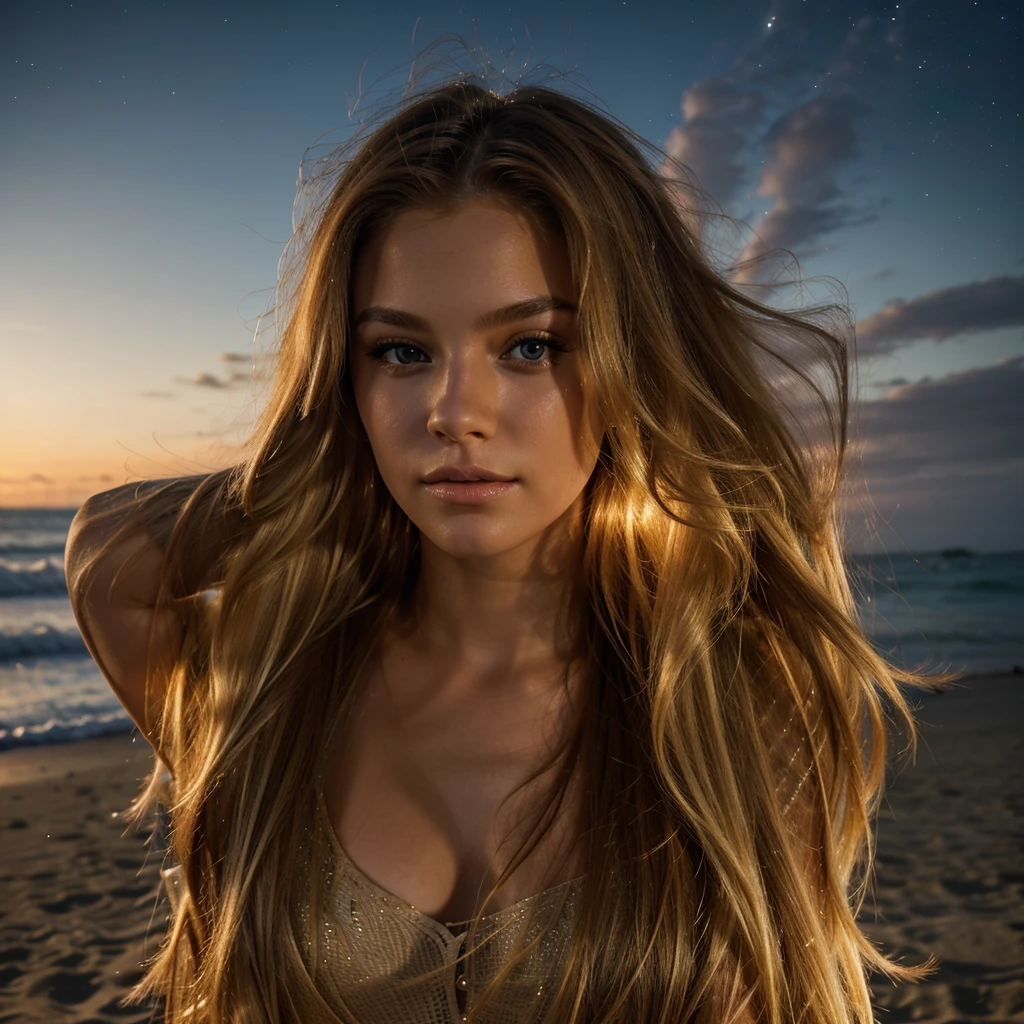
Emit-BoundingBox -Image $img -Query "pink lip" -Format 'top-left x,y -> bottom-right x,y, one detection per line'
422,464 -> 514,484
422,480 -> 519,504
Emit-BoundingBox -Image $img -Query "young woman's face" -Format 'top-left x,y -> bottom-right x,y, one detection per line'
349,199 -> 603,562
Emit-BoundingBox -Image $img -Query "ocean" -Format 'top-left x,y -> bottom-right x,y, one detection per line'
1,507 -> 1021,751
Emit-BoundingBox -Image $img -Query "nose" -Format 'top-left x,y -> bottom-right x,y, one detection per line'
426,352 -> 499,443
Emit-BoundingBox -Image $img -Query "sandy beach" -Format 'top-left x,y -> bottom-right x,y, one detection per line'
0,733 -> 168,1022
1,673 -> 1021,1023
862,672 -> 1024,1023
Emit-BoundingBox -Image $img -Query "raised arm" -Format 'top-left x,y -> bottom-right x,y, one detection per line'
65,476 -> 235,762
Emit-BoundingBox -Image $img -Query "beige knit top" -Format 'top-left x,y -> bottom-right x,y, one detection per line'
311,791 -> 582,1024
161,791 -> 583,1024
159,686 -> 816,1023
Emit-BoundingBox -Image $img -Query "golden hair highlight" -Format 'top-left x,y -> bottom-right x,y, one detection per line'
71,74 -> 944,1023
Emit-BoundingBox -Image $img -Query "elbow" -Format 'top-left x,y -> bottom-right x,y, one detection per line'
64,493 -> 123,607
64,507 -> 96,608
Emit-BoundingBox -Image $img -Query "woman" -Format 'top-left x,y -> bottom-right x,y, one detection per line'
66,76 -> 938,1024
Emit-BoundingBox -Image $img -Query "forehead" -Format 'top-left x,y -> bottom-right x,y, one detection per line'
351,200 -> 574,319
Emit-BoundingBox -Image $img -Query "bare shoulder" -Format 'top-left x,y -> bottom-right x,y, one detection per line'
66,494 -> 187,759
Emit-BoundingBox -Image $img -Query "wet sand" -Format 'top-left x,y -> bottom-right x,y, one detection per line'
1,673 -> 1021,1022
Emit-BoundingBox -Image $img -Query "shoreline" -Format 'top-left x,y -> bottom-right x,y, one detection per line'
1,672 -> 1022,1022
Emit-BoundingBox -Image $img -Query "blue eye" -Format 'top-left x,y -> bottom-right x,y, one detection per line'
366,335 -> 566,369
505,336 -> 568,365
510,339 -> 550,361
371,343 -> 425,365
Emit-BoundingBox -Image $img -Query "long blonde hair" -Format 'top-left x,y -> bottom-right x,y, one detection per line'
77,75 -> 941,1023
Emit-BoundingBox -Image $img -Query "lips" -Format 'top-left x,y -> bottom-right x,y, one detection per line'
422,465 -> 515,484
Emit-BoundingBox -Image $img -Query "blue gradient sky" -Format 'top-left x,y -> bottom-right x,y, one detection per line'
1,0 -> 1020,551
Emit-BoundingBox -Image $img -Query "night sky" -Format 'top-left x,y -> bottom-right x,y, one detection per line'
2,0 -> 1021,551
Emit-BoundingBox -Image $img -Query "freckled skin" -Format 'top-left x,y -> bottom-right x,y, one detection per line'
349,200 -> 604,567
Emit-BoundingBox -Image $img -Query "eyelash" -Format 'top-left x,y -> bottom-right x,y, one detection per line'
365,333 -> 568,371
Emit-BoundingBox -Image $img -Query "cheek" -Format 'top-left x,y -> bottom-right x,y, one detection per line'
356,387 -> 407,464
514,387 -> 598,487
350,398 -> 389,492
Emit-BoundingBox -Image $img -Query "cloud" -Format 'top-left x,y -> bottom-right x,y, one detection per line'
663,78 -> 767,205
855,275 -> 1024,355
173,355 -> 266,393
847,357 -> 1024,550
178,372 -> 228,389
0,473 -> 54,485
661,8 -> 913,279
828,14 -> 887,81
868,266 -> 898,282
658,0 -> 809,206
857,356 -> 1024,471
736,94 -> 872,271
141,389 -> 176,399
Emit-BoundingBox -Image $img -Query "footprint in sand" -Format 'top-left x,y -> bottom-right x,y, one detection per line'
0,947 -> 29,989
39,892 -> 103,914
27,968 -> 102,1005
941,876 -> 996,897
0,963 -> 26,988
54,952 -> 87,968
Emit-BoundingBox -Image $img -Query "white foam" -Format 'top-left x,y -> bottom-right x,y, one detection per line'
0,624 -> 87,661
0,654 -> 129,751
0,556 -> 67,597
0,709 -> 132,749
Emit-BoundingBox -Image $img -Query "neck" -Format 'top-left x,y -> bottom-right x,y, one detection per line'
403,505 -> 585,684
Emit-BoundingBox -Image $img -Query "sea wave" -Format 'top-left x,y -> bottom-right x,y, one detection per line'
0,624 -> 86,661
0,557 -> 68,598
0,543 -> 67,557
0,709 -> 131,751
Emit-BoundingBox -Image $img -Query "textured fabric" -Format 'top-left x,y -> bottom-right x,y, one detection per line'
160,794 -> 582,1024
158,687 -> 817,1023
307,791 -> 582,1023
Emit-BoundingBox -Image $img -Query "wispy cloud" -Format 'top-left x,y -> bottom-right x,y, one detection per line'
856,275 -> 1024,355
850,357 -> 1024,549
0,473 -> 54,485
177,372 -> 229,389
663,78 -> 767,205
736,94 -> 874,271
662,10 -> 902,274
141,389 -> 176,399
868,266 -> 898,282
858,356 -> 1024,472
172,351 -> 268,393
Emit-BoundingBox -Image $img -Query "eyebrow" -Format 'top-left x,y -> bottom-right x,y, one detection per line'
353,295 -> 577,333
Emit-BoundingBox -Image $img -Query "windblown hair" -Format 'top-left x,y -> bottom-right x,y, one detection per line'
74,75 -> 941,1023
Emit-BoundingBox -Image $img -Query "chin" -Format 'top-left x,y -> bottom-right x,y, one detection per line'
421,521 -> 536,560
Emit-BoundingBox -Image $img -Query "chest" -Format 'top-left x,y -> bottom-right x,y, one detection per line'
322,666 -> 584,925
